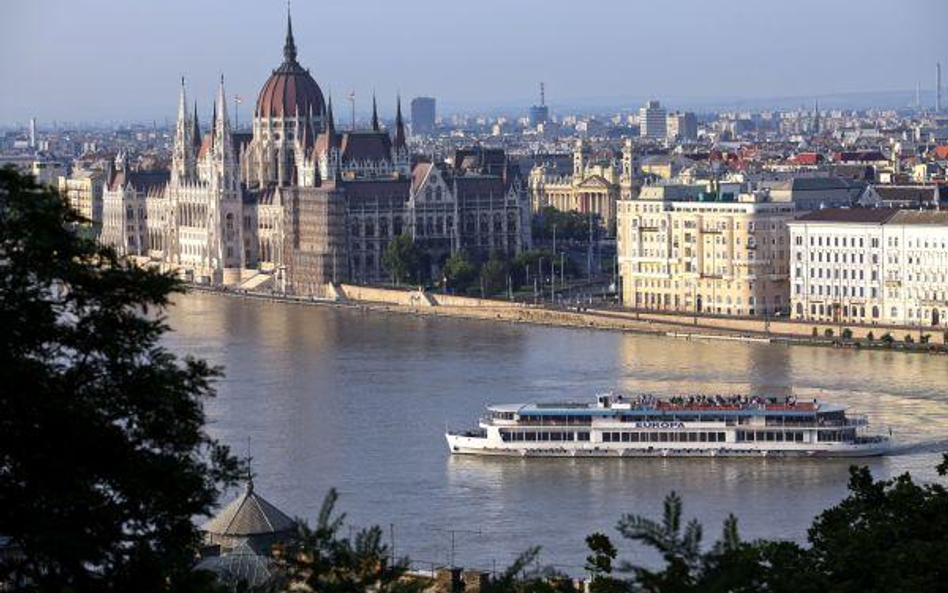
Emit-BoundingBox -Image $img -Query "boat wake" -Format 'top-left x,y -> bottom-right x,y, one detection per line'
886,438 -> 948,457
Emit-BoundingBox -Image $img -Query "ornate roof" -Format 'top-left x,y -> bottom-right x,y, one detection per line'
255,10 -> 326,120
201,480 -> 295,537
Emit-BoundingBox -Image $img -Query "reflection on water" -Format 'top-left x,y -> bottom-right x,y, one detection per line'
165,293 -> 948,574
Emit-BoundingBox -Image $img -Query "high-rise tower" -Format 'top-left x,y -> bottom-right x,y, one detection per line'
937,62 -> 942,113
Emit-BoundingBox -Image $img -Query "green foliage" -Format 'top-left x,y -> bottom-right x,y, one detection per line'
510,248 -> 551,288
532,207 -> 602,242
480,251 -> 509,296
267,489 -> 423,593
920,333 -> 931,344
811,327 -> 818,337
841,328 -> 853,340
0,168 -> 241,592
823,328 -> 834,338
443,250 -> 478,293
585,534 -> 628,593
881,332 -> 895,345
382,233 -> 422,285
802,461 -> 948,593
609,456 -> 948,593
866,331 -> 875,342
904,334 -> 914,344
481,547 -> 576,593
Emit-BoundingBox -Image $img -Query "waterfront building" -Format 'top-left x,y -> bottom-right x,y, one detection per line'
789,208 -> 948,328
639,100 -> 667,140
617,186 -> 795,316
97,9 -> 531,292
787,209 -> 892,325
57,167 -> 105,224
528,138 -> 635,232
410,97 -> 436,136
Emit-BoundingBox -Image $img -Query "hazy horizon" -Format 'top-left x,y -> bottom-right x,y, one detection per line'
2,0 -> 946,125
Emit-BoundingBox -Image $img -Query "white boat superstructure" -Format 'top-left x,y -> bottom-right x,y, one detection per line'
446,393 -> 890,458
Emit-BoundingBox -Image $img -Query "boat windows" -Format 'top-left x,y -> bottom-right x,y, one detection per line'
577,432 -> 590,441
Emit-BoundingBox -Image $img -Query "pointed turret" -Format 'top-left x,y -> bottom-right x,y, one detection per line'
192,101 -> 201,151
176,77 -> 188,126
326,94 -> 336,136
213,75 -> 237,192
172,77 -> 194,183
394,95 -> 406,150
371,93 -> 380,131
283,3 -> 297,64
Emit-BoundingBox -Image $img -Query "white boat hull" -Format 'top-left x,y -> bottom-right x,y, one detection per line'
445,434 -> 890,458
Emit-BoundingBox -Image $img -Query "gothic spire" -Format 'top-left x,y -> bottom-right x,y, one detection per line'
326,94 -> 335,135
394,94 -> 406,150
283,1 -> 297,63
371,93 -> 380,131
177,77 -> 188,124
192,101 -> 201,150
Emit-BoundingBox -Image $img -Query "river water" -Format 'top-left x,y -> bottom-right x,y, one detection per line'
165,293 -> 948,575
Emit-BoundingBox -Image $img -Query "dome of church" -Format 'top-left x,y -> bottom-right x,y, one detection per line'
254,12 -> 325,120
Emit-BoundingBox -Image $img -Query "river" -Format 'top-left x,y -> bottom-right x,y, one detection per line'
165,293 -> 948,575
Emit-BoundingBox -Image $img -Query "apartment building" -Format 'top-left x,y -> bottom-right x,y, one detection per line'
618,189 -> 795,317
788,209 -> 948,328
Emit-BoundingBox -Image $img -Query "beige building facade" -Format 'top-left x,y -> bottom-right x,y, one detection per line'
618,190 -> 794,317
58,169 -> 105,223
529,139 -> 635,232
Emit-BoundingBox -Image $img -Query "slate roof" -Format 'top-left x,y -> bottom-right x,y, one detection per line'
340,131 -> 392,163
201,481 -> 295,537
792,207 -> 898,224
888,210 -> 948,225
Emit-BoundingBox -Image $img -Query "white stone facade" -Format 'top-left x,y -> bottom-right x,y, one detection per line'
788,209 -> 948,329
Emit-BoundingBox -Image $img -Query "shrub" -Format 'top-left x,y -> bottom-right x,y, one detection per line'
904,334 -> 914,344
881,333 -> 895,345
866,331 -> 875,341
841,328 -> 853,340
920,334 -> 931,344
824,328 -> 834,338
812,327 -> 819,337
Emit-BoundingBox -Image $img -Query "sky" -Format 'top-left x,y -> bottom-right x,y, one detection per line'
2,0 -> 946,125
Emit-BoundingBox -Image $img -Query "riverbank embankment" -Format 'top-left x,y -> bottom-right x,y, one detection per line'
188,283 -> 948,353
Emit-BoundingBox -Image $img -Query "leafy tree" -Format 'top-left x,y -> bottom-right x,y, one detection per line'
510,249 -> 551,289
824,328 -> 834,338
609,456 -> 948,593
802,460 -> 948,593
841,328 -> 853,340
866,331 -> 875,342
584,533 -> 627,593
443,250 -> 478,293
881,332 -> 895,345
532,207 -> 602,243
266,489 -> 423,593
904,334 -> 914,344
0,168 -> 241,592
382,233 -> 421,285
480,251 -> 509,296
481,547 -> 575,593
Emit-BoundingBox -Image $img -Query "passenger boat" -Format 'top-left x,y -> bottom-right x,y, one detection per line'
446,393 -> 890,458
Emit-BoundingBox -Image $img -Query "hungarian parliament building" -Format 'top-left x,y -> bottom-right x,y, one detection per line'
99,12 -> 531,294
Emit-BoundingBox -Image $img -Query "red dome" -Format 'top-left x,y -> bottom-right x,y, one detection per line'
254,12 -> 325,119
255,62 -> 325,119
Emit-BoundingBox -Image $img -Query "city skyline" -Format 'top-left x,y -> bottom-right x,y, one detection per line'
2,0 -> 947,123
